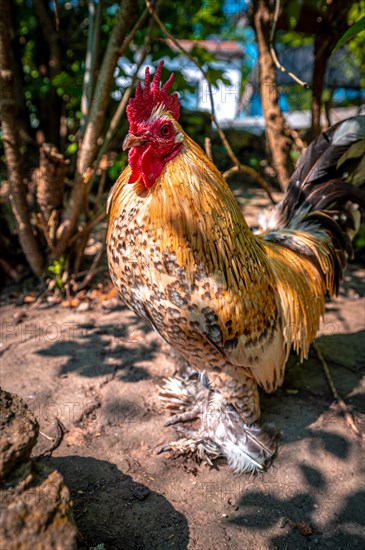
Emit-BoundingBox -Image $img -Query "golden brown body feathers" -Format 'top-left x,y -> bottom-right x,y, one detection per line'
107,124 -> 340,397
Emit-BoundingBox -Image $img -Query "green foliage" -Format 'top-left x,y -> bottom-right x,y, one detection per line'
286,0 -> 302,30
345,3 -> 365,87
48,257 -> 65,289
8,0 -> 230,162
332,16 -> 365,53
108,156 -> 126,181
279,31 -> 313,48
192,0 -> 225,33
354,222 -> 365,253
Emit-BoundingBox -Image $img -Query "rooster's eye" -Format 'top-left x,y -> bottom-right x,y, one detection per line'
160,123 -> 172,138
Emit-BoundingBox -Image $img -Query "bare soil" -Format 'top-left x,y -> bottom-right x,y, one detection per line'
1,188 -> 365,549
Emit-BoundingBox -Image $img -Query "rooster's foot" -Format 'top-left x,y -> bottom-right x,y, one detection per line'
156,435 -> 221,466
158,375 -> 279,474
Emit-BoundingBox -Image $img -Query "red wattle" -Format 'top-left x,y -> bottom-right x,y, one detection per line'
127,143 -> 182,189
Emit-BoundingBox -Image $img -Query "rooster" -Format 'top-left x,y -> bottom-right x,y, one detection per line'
107,61 -> 365,474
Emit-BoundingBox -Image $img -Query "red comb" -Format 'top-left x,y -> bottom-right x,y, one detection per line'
127,60 -> 180,131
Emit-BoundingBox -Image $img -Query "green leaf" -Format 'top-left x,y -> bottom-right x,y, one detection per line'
66,142 -> 78,155
332,17 -> 365,53
286,0 -> 301,30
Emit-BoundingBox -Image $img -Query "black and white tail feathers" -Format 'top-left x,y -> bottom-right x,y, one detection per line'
281,115 -> 365,239
258,115 -> 365,291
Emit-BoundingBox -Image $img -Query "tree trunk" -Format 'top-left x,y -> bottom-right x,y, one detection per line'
252,0 -> 293,191
33,0 -> 63,147
0,0 -> 44,277
34,143 -> 69,248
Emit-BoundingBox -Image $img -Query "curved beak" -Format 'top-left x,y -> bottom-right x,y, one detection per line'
122,133 -> 147,151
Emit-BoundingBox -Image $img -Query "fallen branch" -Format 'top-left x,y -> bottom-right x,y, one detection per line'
145,0 -> 276,204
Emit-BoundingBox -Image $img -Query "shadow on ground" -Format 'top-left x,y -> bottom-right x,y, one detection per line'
40,455 -> 189,550
2,250 -> 364,549
260,329 -> 365,445
230,483 -> 365,549
36,318 -> 157,381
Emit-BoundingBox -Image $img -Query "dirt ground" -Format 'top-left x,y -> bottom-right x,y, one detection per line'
1,188 -> 365,550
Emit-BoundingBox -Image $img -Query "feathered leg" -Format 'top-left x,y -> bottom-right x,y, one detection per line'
158,367 -> 278,474
206,369 -> 278,473
208,369 -> 260,424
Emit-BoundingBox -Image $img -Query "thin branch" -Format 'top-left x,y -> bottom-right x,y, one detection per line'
223,165 -> 239,180
90,0 -> 102,103
68,209 -> 106,247
33,0 -> 62,73
313,343 -> 363,439
76,240 -> 106,291
52,0 -> 59,32
118,7 -> 150,55
37,212 -> 55,253
145,0 -> 276,204
222,164 -> 277,191
204,137 -> 213,161
269,0 -> 309,88
286,125 -> 305,153
93,167 -> 107,214
80,1 -> 97,134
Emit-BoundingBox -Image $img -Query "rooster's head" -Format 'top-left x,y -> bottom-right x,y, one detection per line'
123,60 -> 183,189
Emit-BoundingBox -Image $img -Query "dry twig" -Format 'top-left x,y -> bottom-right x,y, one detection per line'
37,418 -> 67,458
313,342 -> 362,438
204,137 -> 213,161
76,241 -> 106,291
269,0 -> 309,88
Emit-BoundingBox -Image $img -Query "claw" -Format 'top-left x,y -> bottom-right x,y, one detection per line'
156,442 -> 172,455
155,436 -> 221,466
164,404 -> 203,426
